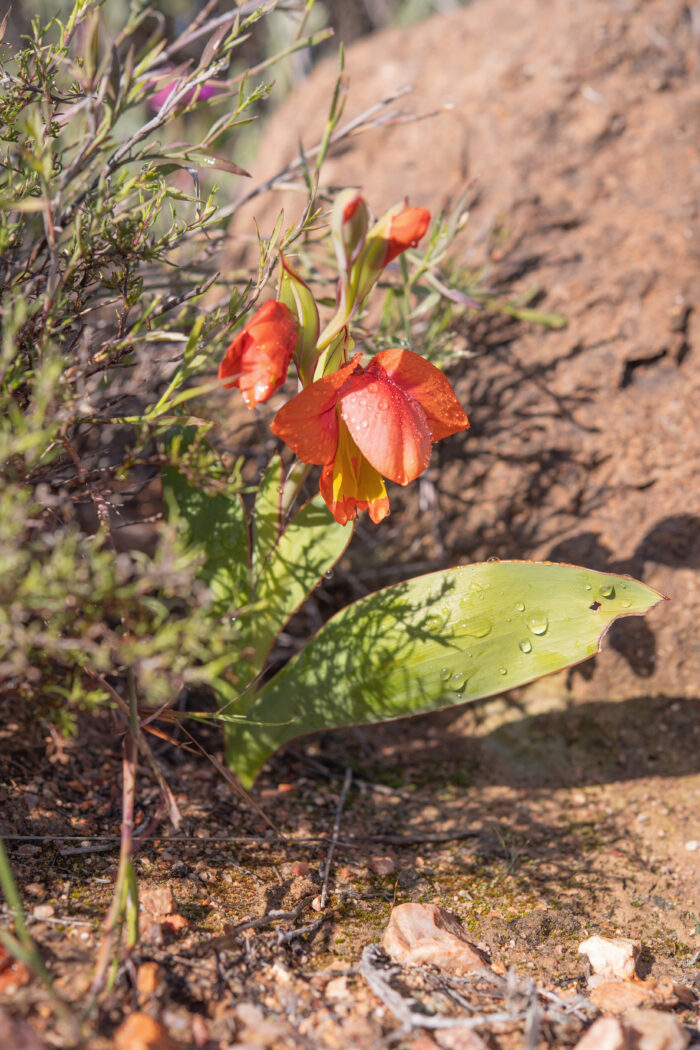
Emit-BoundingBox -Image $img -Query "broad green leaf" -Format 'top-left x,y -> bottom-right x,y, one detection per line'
251,453 -> 283,584
163,467 -> 249,616
247,490 -> 353,666
226,561 -> 665,786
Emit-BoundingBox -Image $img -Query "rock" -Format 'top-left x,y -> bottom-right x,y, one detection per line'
190,1014 -> 210,1048
382,903 -> 490,975
435,1028 -> 490,1049
161,913 -> 190,934
136,961 -> 165,1002
31,903 -> 55,920
0,1009 -> 47,1050
579,935 -> 640,981
369,856 -> 396,875
138,882 -> 188,936
589,979 -> 679,1013
290,861 -> 312,876
112,1012 -> 181,1050
0,944 -> 32,994
574,1017 -> 630,1050
325,975 -> 350,1001
139,884 -> 176,919
239,0 -> 700,706
624,1009 -> 690,1050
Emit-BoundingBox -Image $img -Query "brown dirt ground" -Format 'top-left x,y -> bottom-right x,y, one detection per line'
2,0 -> 700,1046
2,694 -> 700,1048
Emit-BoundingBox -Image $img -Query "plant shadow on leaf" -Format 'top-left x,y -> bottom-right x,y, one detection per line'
227,562 -> 662,787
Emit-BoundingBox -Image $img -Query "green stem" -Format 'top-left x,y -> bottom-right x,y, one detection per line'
86,673 -> 138,1005
279,458 -> 312,523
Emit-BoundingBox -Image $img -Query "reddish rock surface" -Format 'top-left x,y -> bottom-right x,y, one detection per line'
235,0 -> 700,707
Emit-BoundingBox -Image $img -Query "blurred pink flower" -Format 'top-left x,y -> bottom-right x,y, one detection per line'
147,71 -> 225,113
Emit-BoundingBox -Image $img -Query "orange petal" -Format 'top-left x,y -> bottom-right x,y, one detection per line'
339,371 -> 432,485
383,207 -> 430,266
371,348 -> 469,441
271,356 -> 361,464
219,300 -> 298,409
218,329 -> 247,389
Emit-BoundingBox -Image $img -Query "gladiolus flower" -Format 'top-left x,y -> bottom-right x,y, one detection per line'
346,203 -> 431,311
272,348 -> 469,524
219,300 -> 298,410
381,206 -> 431,266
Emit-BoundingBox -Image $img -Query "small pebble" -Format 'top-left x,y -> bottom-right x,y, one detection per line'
31,904 -> 55,920
369,856 -> 396,876
291,861 -> 312,876
578,935 -> 640,981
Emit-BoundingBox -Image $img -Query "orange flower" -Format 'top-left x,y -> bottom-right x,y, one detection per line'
381,207 -> 431,266
272,349 -> 469,525
219,300 -> 298,409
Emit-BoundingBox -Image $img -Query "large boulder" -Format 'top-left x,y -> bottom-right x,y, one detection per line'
231,0 -> 700,706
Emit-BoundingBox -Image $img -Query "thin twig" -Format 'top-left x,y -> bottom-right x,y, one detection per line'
320,766 -> 352,910
359,945 -> 528,1034
276,915 -> 324,945
202,894 -> 315,952
218,86 -> 414,220
5,828 -> 479,847
60,437 -> 116,550
87,701 -> 137,1003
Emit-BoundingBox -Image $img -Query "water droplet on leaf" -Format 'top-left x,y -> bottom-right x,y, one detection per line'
461,617 -> 492,638
599,584 -> 615,599
519,639 -> 532,653
499,666 -> 508,675
515,601 -> 525,612
526,610 -> 549,636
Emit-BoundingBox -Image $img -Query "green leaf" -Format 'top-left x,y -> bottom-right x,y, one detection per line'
226,561 -> 665,786
251,453 -> 283,585
163,466 -> 249,617
248,487 -> 353,666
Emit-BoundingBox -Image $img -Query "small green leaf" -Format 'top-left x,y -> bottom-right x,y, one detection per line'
226,561 -> 665,786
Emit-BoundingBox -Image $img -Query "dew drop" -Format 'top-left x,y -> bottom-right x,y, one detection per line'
486,555 -> 500,562
584,583 -> 592,592
519,639 -> 532,654
499,666 -> 508,675
454,677 -> 469,695
378,399 -> 389,411
598,584 -> 615,599
526,610 -> 549,636
620,598 -> 632,609
440,667 -> 452,682
324,568 -> 334,579
515,601 -> 525,612
461,617 -> 492,638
